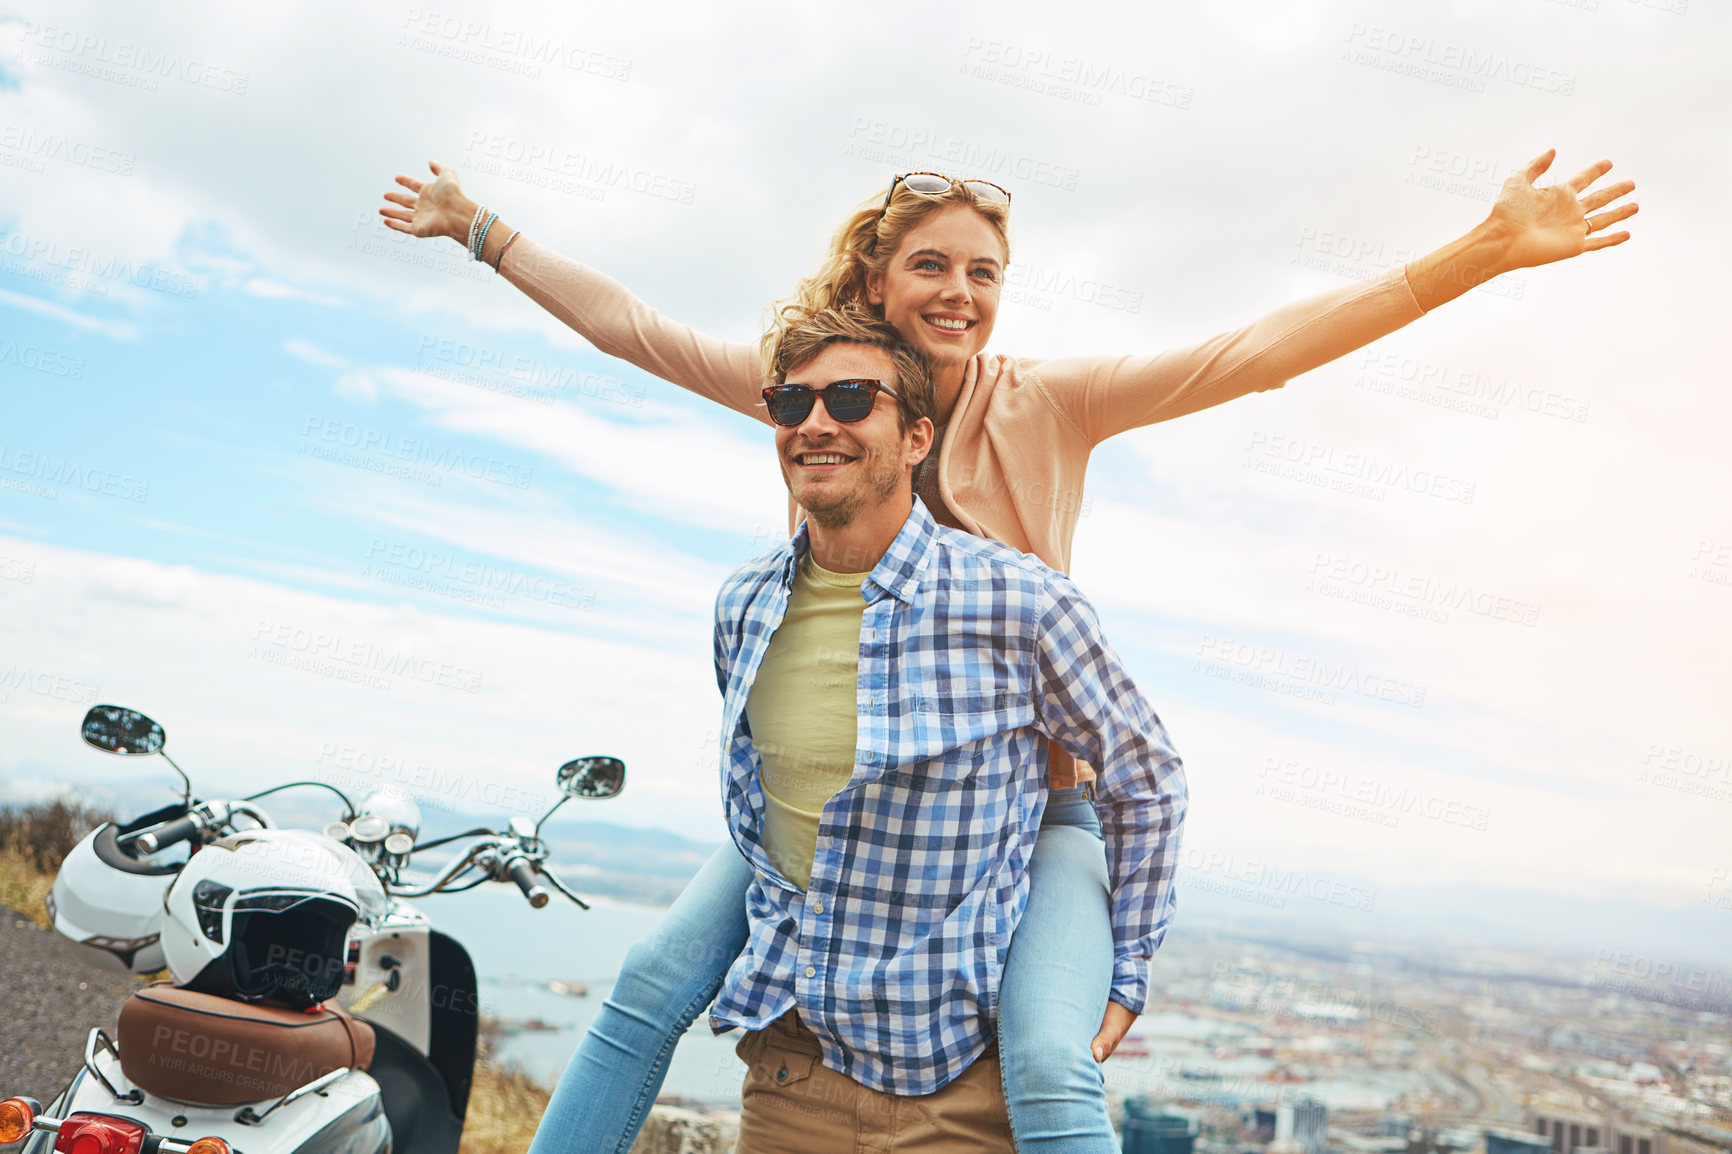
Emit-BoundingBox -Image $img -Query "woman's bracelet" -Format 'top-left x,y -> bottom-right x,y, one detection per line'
472,211 -> 498,262
492,230 -> 521,272
465,204 -> 487,260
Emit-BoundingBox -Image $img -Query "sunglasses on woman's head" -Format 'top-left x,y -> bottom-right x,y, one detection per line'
761,379 -> 899,427
882,172 -> 1012,212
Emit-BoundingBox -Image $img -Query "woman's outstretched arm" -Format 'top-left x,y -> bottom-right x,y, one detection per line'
1029,149 -> 1637,445
380,161 -> 768,425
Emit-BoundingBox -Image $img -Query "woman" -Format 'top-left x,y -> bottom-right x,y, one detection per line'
379,153 -> 1634,1152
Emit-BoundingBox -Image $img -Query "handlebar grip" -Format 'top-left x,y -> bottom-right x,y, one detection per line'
508,859 -> 550,909
136,814 -> 202,856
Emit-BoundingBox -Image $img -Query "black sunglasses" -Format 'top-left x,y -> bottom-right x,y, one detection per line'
761,379 -> 899,427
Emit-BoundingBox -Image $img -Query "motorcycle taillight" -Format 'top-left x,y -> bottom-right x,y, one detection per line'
53,1112 -> 146,1154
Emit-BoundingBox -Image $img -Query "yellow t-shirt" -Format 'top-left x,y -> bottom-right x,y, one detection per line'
744,552 -> 868,891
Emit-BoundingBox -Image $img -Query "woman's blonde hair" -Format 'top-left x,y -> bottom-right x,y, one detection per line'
759,181 -> 1011,384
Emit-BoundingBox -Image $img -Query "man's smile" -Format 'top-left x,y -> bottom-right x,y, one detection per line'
791,449 -> 857,470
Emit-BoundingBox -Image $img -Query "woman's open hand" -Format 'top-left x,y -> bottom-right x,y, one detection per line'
1485,149 -> 1637,271
1407,149 -> 1637,310
379,160 -> 477,246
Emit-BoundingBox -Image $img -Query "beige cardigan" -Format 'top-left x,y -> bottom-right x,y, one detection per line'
502,238 -> 1429,782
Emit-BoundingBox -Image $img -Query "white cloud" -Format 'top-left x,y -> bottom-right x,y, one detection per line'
283,338 -> 350,368
363,364 -> 786,535
0,286 -> 138,339
246,278 -> 344,306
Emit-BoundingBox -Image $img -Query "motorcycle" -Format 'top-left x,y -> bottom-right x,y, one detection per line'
0,704 -> 624,1154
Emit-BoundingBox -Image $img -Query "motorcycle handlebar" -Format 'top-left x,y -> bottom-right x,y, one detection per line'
508,858 -> 550,909
135,814 -> 202,856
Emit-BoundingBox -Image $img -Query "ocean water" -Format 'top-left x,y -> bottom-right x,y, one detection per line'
419,886 -> 747,1105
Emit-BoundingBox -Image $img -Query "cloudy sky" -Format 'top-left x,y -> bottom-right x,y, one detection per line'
1,0 -> 1727,960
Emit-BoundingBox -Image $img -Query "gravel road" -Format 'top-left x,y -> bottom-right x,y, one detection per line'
0,908 -> 139,1104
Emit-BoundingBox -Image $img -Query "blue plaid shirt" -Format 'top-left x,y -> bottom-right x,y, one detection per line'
707,498 -> 1188,1096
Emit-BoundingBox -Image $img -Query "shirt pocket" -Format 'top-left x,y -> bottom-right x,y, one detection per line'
910,685 -> 1032,756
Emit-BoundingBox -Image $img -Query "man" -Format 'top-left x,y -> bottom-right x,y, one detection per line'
710,305 -> 1187,1150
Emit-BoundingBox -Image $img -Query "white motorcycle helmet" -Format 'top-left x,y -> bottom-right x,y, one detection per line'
161,829 -> 387,1008
48,812 -> 187,974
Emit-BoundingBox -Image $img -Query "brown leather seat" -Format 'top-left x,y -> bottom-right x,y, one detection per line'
116,982 -> 375,1106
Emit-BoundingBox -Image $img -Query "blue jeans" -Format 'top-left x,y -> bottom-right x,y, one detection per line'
527,786 -> 1116,1154
997,788 -> 1117,1152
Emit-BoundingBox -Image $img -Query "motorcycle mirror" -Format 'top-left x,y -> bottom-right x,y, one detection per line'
82,706 -> 165,756
556,757 -> 625,801
534,756 -> 626,838
82,704 -> 192,804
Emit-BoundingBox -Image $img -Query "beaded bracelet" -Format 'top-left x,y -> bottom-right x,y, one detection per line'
465,204 -> 487,260
473,212 -> 499,262
492,230 -> 521,272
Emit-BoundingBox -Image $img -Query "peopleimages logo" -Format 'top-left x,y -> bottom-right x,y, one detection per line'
0,664 -> 100,706
0,337 -> 84,379
0,226 -> 202,298
298,416 -> 533,490
844,119 -> 1081,191
314,743 -> 553,816
363,539 -> 597,611
17,22 -> 250,94
0,124 -> 135,175
1244,431 -> 1477,505
1308,552 -> 1540,627
1259,758 -> 1490,831
1354,348 -> 1590,424
249,621 -> 484,695
1179,847 -> 1377,912
1342,24 -> 1577,95
1194,634 -> 1427,709
399,11 -> 633,80
465,132 -> 694,204
0,444 -> 149,501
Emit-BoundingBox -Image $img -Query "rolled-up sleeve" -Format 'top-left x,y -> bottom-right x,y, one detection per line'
1031,575 -> 1188,1013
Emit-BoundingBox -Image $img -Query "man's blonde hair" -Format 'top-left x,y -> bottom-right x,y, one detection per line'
766,305 -> 935,431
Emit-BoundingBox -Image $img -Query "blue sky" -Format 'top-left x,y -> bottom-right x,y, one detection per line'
2,0 -> 1729,958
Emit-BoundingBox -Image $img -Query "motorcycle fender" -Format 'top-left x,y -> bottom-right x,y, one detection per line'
51,1053 -> 388,1154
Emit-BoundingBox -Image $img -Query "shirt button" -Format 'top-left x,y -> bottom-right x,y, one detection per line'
805,966 -> 816,978
811,901 -> 823,914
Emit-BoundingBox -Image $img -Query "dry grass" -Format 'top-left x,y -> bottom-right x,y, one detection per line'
0,797 -> 114,872
0,844 -> 56,929
0,797 -> 113,930
0,795 -> 557,1154
458,1046 -> 554,1154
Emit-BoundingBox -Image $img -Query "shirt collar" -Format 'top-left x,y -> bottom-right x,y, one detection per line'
783,497 -> 938,606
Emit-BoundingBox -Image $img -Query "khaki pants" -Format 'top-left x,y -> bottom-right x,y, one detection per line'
733,1010 -> 1014,1153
